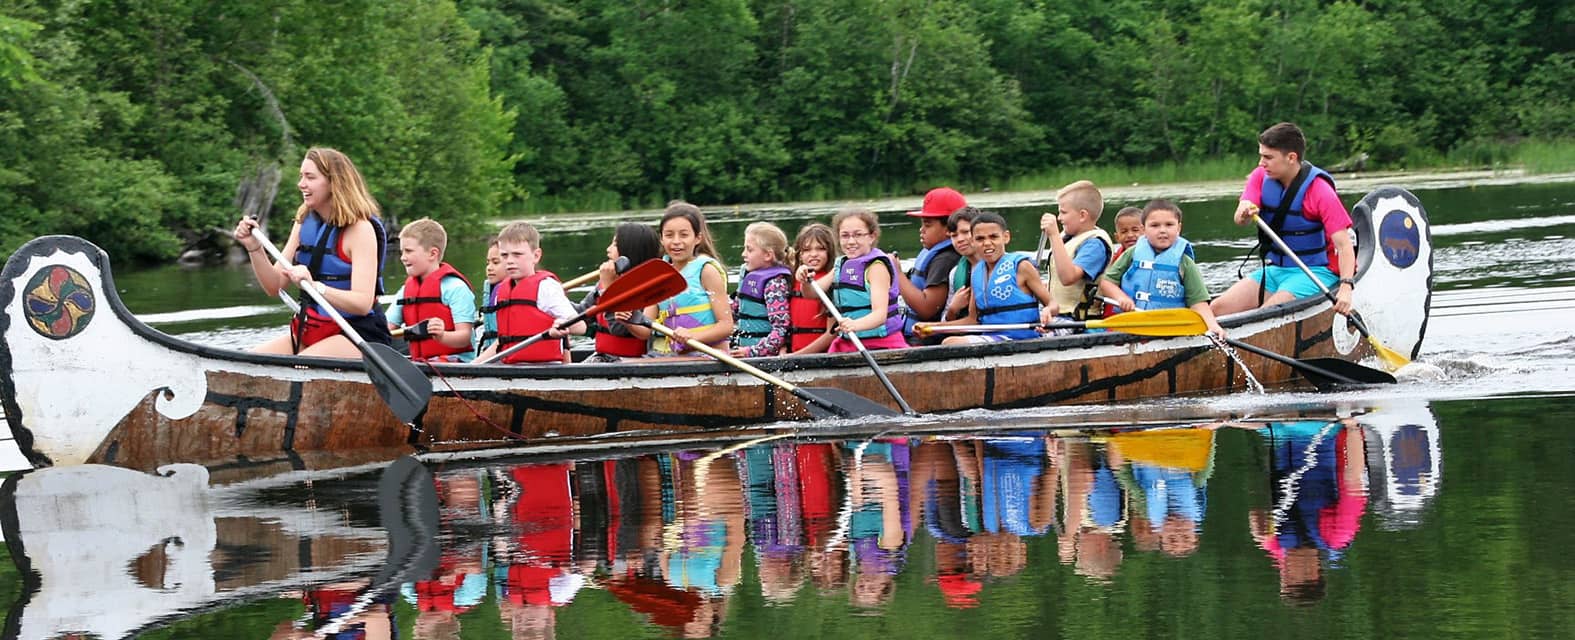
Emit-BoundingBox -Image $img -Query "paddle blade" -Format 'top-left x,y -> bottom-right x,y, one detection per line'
360,342 -> 432,423
1300,357 -> 1398,385
1087,308 -> 1208,336
795,387 -> 902,420
1368,338 -> 1412,372
590,259 -> 687,315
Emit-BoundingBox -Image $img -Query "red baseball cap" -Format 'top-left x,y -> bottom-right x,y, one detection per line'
906,187 -> 967,218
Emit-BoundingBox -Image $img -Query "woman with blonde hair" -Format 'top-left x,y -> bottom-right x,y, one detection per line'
232,147 -> 392,357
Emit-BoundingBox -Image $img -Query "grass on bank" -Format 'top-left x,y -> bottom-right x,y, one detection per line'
511,138 -> 1575,216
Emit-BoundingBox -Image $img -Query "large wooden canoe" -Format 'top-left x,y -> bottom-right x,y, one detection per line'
0,188 -> 1434,472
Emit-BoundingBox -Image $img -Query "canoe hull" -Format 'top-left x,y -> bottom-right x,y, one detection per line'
1,188 -> 1434,472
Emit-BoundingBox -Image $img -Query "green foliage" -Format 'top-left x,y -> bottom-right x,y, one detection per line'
0,0 -> 1569,256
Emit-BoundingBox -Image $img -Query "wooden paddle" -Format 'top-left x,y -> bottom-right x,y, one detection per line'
806,279 -> 916,415
1251,214 -> 1411,371
916,307 -> 1208,337
476,258 -> 685,364
251,229 -> 432,424
1223,337 -> 1396,390
643,323 -> 899,420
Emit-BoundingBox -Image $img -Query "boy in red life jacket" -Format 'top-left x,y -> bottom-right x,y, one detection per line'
476,222 -> 586,364
386,218 -> 477,362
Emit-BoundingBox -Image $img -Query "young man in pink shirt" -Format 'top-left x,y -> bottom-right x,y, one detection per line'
1211,122 -> 1356,316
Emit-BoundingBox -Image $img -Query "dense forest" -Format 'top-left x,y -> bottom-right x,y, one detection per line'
1,0 -> 1570,263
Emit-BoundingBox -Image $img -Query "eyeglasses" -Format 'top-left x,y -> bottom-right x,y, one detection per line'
839,231 -> 871,240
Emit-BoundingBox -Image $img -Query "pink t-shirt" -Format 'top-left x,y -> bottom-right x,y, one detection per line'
1242,166 -> 1353,271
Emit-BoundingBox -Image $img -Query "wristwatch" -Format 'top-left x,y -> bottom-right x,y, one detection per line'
1338,278 -> 1356,289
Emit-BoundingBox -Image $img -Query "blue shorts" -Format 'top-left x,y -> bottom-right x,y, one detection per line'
1247,265 -> 1338,299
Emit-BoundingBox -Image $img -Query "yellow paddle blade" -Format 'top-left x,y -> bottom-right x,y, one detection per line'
1086,308 -> 1207,337
1369,337 -> 1411,371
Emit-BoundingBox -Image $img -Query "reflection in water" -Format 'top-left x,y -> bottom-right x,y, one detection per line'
0,407 -> 1449,639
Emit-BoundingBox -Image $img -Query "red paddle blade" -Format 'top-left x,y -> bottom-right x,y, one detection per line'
587,259 -> 686,315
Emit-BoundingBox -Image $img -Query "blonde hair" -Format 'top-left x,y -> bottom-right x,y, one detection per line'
1056,180 -> 1104,222
744,222 -> 789,265
399,217 -> 448,254
789,223 -> 835,273
496,221 -> 541,251
829,208 -> 880,243
294,147 -> 381,227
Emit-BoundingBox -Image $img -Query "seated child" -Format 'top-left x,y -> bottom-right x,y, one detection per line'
797,208 -> 906,352
1099,199 -> 1225,337
915,212 -> 1057,344
1040,180 -> 1113,334
942,207 -> 982,322
787,223 -> 836,355
731,222 -> 793,357
1103,206 -> 1143,317
580,222 -> 661,362
473,239 -> 502,356
476,222 -> 587,363
387,217 -> 476,362
627,202 -> 735,356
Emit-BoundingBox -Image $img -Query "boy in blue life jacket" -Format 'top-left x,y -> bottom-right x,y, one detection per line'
1099,200 -> 1225,337
914,212 -> 1057,345
386,218 -> 476,362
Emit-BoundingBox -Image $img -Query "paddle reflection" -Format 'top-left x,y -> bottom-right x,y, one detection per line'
0,405 -> 1447,639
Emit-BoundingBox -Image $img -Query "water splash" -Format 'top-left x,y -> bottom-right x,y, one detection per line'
1206,334 -> 1266,394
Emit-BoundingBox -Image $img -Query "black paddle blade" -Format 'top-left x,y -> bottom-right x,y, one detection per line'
795,387 -> 902,419
361,342 -> 433,423
1300,357 -> 1398,386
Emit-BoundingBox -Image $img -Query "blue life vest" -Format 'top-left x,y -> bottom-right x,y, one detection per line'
734,265 -> 790,348
293,211 -> 387,319
653,255 -> 726,355
1120,236 -> 1195,310
903,238 -> 957,335
1257,162 -> 1334,268
972,253 -> 1040,340
831,249 -> 904,339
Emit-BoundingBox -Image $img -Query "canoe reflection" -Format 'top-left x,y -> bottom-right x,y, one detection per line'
1,403 -> 1445,639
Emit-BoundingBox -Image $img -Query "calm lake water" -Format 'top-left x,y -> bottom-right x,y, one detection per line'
4,174 -> 1575,638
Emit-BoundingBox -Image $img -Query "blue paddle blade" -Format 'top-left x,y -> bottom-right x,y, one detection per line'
360,342 -> 432,423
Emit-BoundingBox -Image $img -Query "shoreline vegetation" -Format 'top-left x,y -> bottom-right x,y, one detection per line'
508,140 -> 1575,223
3,1 -> 1570,263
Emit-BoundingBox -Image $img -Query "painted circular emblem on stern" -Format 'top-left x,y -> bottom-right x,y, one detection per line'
1378,210 -> 1420,269
23,265 -> 96,340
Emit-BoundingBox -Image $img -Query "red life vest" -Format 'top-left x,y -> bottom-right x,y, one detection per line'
398,263 -> 473,360
593,284 -> 648,358
788,274 -> 829,352
494,271 -> 562,364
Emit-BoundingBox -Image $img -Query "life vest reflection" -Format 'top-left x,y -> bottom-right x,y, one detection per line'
286,415 -> 1441,637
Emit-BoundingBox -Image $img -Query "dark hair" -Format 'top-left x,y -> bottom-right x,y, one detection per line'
790,222 -> 835,273
613,222 -> 661,267
970,211 -> 1009,231
1258,122 -> 1306,159
947,206 -> 982,233
1114,206 -> 1142,222
1141,199 -> 1183,223
659,200 -> 723,266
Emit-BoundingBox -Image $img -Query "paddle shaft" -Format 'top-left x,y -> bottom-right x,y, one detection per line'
645,323 -> 837,409
476,306 -> 582,364
1035,231 -> 1049,269
807,280 -> 916,414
